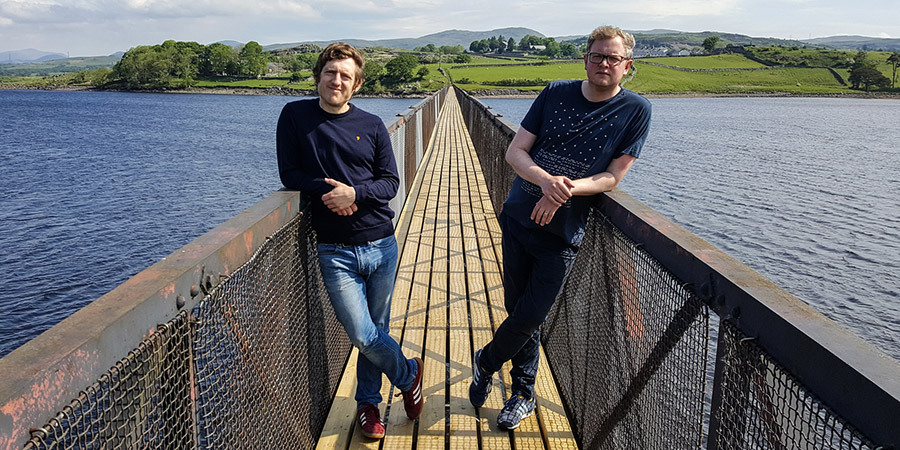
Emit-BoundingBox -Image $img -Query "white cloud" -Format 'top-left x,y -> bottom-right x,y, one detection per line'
0,0 -> 321,24
1,0 -> 898,56
0,0 -> 55,21
618,0 -> 740,16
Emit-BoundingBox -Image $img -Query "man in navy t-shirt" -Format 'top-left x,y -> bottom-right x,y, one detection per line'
276,43 -> 423,440
469,26 -> 652,430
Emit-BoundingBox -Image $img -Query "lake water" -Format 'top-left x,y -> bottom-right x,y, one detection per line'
1,90 -> 898,364
0,90 -> 416,357
483,95 -> 900,362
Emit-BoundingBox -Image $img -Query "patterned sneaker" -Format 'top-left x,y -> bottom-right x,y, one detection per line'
497,394 -> 535,430
468,348 -> 493,407
357,403 -> 385,439
399,357 -> 424,419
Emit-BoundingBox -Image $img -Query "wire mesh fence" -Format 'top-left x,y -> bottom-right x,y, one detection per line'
24,209 -> 349,450
192,210 -> 350,449
18,89 -> 449,449
455,87 -> 890,450
543,209 -> 711,450
14,87 -> 894,449
24,312 -> 195,449
711,321 -> 878,450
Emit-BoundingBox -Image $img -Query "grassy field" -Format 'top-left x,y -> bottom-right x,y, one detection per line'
455,54 -> 562,65
4,53 -> 896,96
641,54 -> 766,69
440,61 -> 584,91
193,77 -> 294,89
746,47 -> 897,80
436,54 -> 896,95
0,55 -> 120,77
628,63 -> 851,94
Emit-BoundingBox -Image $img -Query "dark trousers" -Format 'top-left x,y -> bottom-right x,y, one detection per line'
480,212 -> 577,399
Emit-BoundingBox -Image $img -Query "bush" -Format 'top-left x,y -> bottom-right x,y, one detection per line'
494,78 -> 550,86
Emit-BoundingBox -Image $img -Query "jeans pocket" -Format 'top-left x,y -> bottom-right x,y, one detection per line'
317,243 -> 339,255
370,235 -> 396,249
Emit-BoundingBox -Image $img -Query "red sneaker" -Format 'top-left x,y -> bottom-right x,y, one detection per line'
399,357 -> 424,419
357,403 -> 385,439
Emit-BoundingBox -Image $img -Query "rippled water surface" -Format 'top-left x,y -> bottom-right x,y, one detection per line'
0,90 -> 416,357
1,91 -> 898,363
483,96 -> 900,361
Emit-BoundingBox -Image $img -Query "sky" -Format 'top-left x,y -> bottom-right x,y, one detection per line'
1,0 -> 899,57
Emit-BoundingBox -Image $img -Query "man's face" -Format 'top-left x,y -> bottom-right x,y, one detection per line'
583,37 -> 633,90
317,58 -> 362,112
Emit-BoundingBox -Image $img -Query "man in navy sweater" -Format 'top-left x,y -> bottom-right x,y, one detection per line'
276,42 -> 423,440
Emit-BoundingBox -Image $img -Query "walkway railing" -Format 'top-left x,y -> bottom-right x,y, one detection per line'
2,84 -> 899,449
0,87 -> 448,449
456,88 -> 900,449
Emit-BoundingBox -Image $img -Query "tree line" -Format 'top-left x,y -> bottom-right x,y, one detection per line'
468,34 -> 583,59
19,39 -> 899,94
91,40 -> 440,92
113,40 -> 269,88
848,51 -> 899,91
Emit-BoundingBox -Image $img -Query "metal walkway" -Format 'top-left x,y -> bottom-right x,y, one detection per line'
5,86 -> 897,449
316,91 -> 576,449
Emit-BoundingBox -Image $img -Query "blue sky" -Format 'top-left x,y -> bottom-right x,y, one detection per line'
1,0 -> 898,56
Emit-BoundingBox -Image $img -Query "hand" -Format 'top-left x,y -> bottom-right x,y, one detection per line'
531,196 -> 560,226
540,175 -> 574,206
322,178 -> 357,214
334,203 -> 358,216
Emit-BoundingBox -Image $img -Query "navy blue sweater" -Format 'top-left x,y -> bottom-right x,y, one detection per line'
277,99 -> 399,245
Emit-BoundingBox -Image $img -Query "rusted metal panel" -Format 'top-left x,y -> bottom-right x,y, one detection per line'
0,190 -> 301,450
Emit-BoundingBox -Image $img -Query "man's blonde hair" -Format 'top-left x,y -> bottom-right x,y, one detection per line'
587,26 -> 636,59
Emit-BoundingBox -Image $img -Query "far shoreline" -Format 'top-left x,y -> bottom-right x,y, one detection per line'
2,83 -> 898,100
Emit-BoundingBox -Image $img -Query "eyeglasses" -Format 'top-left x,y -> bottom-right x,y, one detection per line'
585,52 -> 628,66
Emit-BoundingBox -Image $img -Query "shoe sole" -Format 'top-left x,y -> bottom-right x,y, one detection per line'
498,409 -> 534,430
361,429 -> 385,439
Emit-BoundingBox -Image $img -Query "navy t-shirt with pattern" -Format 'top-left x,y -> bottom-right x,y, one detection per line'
502,80 -> 652,245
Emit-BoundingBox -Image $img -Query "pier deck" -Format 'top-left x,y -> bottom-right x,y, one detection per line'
315,93 -> 576,449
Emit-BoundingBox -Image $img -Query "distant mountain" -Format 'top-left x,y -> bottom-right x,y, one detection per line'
0,49 -> 67,65
632,29 -> 683,35
551,30 -> 819,57
801,35 -> 900,51
264,27 -> 545,52
629,30 -> 811,47
215,40 -> 244,48
0,54 -> 122,76
6,29 -> 897,71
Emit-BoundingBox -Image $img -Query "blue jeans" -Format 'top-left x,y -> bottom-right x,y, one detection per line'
317,235 -> 417,407
480,213 -> 577,399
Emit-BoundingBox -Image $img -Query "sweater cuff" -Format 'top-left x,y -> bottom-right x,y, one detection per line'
354,183 -> 369,203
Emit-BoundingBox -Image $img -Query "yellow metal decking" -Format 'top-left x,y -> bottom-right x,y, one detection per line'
315,92 -> 576,449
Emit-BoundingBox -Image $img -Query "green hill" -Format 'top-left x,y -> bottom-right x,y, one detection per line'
264,27 -> 544,52
802,35 -> 900,51
440,53 -> 898,96
0,54 -> 122,76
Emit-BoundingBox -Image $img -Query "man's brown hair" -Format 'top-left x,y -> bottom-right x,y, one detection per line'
312,42 -> 366,85
587,26 -> 636,59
